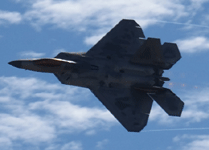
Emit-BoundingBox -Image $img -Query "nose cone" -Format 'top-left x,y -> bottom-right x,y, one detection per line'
8,61 -> 22,69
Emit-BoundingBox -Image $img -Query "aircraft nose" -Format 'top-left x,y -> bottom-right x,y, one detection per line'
8,61 -> 22,68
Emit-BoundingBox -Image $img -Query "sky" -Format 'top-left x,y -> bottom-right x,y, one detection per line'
1,0 -> 209,149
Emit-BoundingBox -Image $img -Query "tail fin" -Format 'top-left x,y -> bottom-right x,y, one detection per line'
130,38 -> 181,69
149,88 -> 184,116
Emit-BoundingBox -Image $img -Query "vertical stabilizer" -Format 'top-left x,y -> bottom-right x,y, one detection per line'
130,38 -> 181,69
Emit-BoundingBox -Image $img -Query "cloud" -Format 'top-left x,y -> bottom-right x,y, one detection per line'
0,76 -> 116,149
0,10 -> 22,25
61,141 -> 83,150
84,34 -> 104,46
29,100 -> 115,132
52,48 -> 67,57
44,141 -> 83,150
188,0 -> 209,11
4,0 -> 209,48
173,134 -> 209,150
0,114 -> 55,143
175,37 -> 209,53
0,137 -> 12,149
19,51 -> 45,58
96,139 -> 109,149
85,130 -> 96,135
22,0 -> 188,30
2,76 -> 209,146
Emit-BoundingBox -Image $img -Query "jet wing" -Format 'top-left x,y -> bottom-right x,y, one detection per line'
86,19 -> 145,58
90,87 -> 153,132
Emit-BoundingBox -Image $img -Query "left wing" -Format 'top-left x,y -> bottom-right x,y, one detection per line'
90,87 -> 153,132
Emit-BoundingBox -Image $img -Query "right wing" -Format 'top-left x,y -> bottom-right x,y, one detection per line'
90,87 -> 153,132
86,19 -> 145,58
86,19 -> 181,69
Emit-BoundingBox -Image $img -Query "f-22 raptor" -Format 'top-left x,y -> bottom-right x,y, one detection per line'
9,19 -> 184,132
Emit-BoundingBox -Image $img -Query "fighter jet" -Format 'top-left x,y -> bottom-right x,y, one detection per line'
9,19 -> 184,132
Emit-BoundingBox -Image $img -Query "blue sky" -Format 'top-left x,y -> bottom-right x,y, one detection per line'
1,0 -> 209,149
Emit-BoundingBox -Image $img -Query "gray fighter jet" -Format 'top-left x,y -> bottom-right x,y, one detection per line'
9,19 -> 184,132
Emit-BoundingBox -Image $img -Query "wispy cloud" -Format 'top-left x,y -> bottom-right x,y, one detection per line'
18,0 -> 209,44
3,0 -> 209,50
0,76 -> 115,149
188,0 -> 209,12
19,51 -> 45,58
0,10 -> 22,25
43,141 -> 83,150
22,0 -> 189,30
61,141 -> 83,150
52,48 -> 67,57
173,134 -> 209,150
175,37 -> 209,53
85,130 -> 96,135
29,100 -> 115,132
0,114 -> 55,142
84,34 -> 105,46
96,139 -> 109,149
1,76 -> 209,148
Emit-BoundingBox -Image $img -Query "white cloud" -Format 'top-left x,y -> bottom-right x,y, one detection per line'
96,139 -> 109,149
29,100 -> 115,132
188,0 -> 209,11
84,34 -> 104,46
45,141 -> 83,150
22,0 -> 188,30
52,48 -> 67,57
85,130 -> 96,135
0,114 -> 55,143
0,76 -> 116,149
20,0 -> 209,48
173,134 -> 209,150
2,76 -> 209,144
0,137 -> 12,149
0,10 -> 22,25
19,51 -> 45,58
2,76 -> 209,135
4,0 -> 209,48
61,141 -> 83,150
175,37 -> 209,53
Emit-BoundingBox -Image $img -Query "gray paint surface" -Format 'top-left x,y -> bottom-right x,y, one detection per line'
8,19 -> 184,132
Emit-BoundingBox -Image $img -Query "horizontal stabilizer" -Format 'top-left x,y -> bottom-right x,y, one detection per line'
130,38 -> 181,69
149,88 -> 184,116
162,43 -> 181,69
